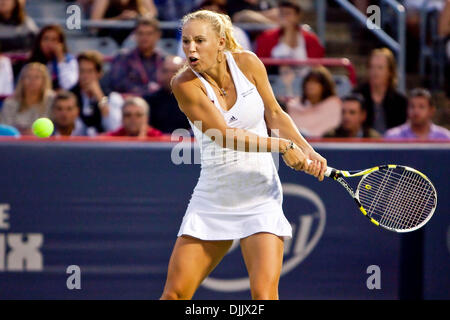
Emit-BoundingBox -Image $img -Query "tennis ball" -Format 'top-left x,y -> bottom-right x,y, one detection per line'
32,118 -> 54,138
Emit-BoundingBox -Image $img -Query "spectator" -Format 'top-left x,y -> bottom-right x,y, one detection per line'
254,1 -> 324,60
0,62 -> 54,135
0,0 -> 38,52
28,25 -> 79,91
108,16 -> 165,96
439,0 -> 450,96
285,66 -> 342,137
353,48 -> 408,134
0,52 -> 14,96
71,50 -> 123,136
385,88 -> 450,140
144,55 -> 190,134
105,96 -> 163,137
154,0 -> 193,21
271,64 -> 302,102
50,90 -> 87,136
402,0 -> 445,71
226,0 -> 278,23
324,93 -> 381,138
439,0 -> 450,40
0,124 -> 20,136
90,0 -> 158,45
351,0 -> 371,13
75,0 -> 95,14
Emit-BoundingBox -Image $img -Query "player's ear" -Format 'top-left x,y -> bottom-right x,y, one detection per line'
218,36 -> 226,51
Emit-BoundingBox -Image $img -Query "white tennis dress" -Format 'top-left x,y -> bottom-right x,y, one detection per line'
177,51 -> 292,240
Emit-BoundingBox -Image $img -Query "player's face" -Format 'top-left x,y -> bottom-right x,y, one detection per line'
53,98 -> 79,127
341,101 -> 365,132
181,20 -> 223,73
408,96 -> 434,126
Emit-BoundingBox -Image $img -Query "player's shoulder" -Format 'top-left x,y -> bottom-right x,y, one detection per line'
232,50 -> 262,66
232,50 -> 265,75
170,66 -> 198,92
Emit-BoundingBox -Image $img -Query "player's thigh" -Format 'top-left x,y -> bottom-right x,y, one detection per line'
161,235 -> 233,299
240,232 -> 284,288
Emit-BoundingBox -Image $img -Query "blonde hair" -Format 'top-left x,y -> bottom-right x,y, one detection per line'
181,10 -> 243,53
368,47 -> 398,89
15,62 -> 53,113
171,10 -> 243,85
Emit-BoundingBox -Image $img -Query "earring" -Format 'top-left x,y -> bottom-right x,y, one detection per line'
217,50 -> 223,63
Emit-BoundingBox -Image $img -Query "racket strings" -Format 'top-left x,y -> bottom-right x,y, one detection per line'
367,170 -> 411,229
365,170 -> 434,229
364,171 -> 434,229
358,168 -> 435,230
386,170 -> 429,229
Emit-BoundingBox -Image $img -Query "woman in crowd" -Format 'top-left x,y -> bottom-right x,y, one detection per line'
0,0 -> 38,52
254,0 -> 324,61
28,24 -> 79,91
0,62 -> 54,134
285,66 -> 342,137
353,47 -> 408,134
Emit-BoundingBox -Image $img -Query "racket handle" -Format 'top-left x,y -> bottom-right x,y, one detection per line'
306,159 -> 334,178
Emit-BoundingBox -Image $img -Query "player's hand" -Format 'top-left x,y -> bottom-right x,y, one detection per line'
281,142 -> 308,172
303,149 -> 327,181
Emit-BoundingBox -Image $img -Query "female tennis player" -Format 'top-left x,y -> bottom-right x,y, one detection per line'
160,10 -> 327,300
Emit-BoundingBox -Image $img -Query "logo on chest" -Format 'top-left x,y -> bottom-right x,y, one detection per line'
229,115 -> 238,123
241,87 -> 255,98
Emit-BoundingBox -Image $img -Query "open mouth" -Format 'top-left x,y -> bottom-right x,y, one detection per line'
189,57 -> 199,65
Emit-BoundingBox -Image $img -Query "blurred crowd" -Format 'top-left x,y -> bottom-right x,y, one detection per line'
0,0 -> 449,140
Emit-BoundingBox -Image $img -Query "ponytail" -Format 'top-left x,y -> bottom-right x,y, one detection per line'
181,10 -> 243,53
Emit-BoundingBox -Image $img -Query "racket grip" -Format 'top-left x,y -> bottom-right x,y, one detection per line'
306,159 -> 334,177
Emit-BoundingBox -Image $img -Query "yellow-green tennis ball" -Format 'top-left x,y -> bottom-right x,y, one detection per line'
32,118 -> 54,138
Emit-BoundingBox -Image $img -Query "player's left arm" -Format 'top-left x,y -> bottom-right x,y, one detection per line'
235,51 -> 327,180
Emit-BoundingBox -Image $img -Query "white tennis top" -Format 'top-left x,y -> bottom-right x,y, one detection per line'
177,51 -> 292,240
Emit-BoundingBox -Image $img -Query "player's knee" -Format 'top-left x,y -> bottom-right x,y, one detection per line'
160,288 -> 191,300
250,287 -> 278,300
250,280 -> 279,300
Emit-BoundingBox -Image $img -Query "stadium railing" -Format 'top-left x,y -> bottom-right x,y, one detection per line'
316,0 -> 406,93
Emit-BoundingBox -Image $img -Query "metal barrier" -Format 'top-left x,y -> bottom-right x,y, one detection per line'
260,57 -> 357,86
316,0 -> 406,93
32,18 -> 276,32
419,0 -> 447,89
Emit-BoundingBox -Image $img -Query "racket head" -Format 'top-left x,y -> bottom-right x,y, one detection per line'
355,165 -> 437,233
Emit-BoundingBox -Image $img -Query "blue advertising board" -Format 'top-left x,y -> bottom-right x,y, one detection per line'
0,141 -> 448,299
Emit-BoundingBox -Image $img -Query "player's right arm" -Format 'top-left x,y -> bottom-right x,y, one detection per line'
171,70 -> 306,170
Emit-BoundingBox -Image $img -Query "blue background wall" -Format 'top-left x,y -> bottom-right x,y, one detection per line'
0,141 -> 448,299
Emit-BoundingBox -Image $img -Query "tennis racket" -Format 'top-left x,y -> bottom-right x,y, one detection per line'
308,160 -> 438,233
